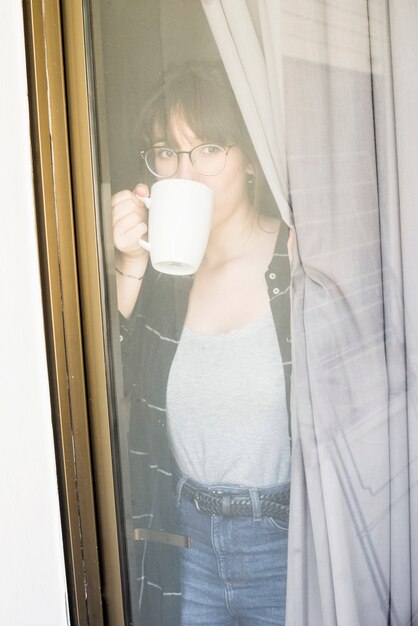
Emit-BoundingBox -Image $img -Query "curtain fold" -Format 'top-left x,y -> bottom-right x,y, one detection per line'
379,3 -> 418,622
201,1 -> 418,624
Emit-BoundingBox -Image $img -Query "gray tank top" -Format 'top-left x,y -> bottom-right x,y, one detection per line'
166,310 -> 290,487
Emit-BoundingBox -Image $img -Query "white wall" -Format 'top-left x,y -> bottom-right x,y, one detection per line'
0,3 -> 69,625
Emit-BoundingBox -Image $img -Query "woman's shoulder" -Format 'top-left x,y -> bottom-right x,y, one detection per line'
255,214 -> 290,270
257,215 -> 282,245
258,211 -> 281,229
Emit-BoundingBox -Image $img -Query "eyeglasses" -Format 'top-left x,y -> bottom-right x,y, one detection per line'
140,143 -> 235,178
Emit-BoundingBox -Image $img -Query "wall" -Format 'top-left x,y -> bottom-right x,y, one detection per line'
0,2 -> 69,625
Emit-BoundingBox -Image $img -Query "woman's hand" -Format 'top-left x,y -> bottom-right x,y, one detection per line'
112,183 -> 150,318
112,183 -> 150,263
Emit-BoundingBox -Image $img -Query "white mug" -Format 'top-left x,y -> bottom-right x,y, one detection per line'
139,178 -> 213,275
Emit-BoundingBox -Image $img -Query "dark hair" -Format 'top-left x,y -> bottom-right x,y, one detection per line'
138,62 -> 275,214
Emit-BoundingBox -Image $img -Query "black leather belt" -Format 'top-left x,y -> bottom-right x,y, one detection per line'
181,482 -> 290,521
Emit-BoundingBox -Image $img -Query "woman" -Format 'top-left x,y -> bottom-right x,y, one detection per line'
113,63 -> 291,626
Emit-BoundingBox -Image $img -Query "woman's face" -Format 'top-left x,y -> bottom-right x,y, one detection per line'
153,115 -> 254,232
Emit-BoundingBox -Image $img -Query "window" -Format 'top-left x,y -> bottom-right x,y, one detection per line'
26,1 -> 418,624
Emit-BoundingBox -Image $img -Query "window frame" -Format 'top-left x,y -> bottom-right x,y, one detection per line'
23,1 -> 124,624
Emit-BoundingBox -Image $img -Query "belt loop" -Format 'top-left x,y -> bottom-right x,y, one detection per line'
175,475 -> 188,507
221,495 -> 232,516
249,488 -> 262,522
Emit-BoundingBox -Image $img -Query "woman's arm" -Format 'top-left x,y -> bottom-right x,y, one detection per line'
112,183 -> 150,318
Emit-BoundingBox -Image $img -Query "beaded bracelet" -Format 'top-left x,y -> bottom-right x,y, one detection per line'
116,267 -> 144,281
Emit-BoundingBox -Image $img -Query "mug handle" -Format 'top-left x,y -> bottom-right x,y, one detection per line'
138,195 -> 151,251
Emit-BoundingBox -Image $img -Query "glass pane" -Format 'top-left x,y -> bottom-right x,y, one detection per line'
85,1 -> 418,624
88,3 -> 290,624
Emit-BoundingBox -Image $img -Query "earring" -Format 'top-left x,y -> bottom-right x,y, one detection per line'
247,172 -> 255,185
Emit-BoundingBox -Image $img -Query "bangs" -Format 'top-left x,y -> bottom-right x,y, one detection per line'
139,63 -> 249,150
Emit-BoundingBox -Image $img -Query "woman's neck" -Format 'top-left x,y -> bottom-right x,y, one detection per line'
203,201 -> 260,268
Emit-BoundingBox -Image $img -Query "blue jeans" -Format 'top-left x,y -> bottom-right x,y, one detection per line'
175,476 -> 289,625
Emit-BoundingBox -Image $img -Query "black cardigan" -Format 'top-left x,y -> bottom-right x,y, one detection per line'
119,223 -> 291,626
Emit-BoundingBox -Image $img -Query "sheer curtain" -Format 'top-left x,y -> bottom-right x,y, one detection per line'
201,1 -> 418,624
200,0 -> 292,227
